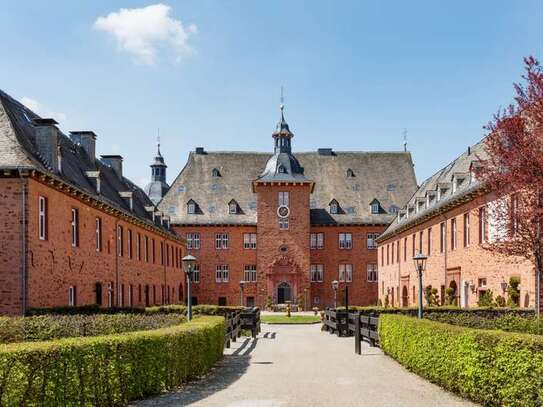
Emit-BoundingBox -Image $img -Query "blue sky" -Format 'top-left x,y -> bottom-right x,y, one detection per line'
1,1 -> 542,188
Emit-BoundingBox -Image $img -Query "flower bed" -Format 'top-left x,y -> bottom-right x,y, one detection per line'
0,316 -> 224,406
0,313 -> 184,344
379,314 -> 543,406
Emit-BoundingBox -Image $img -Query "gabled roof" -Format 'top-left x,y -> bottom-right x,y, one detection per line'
159,149 -> 417,225
0,89 -> 176,237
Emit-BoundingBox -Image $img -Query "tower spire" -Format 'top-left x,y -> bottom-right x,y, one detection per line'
157,129 -> 161,156
280,86 -> 285,121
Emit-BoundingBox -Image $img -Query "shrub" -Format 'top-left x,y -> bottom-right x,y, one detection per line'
26,304 -> 145,316
495,295 -> 507,307
507,276 -> 521,307
478,289 -> 494,307
0,313 -> 185,344
146,304 -> 243,316
379,314 -> 543,406
0,316 -> 224,406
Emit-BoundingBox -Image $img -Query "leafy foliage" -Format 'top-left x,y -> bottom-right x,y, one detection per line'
507,276 -> 521,307
0,316 -> 224,406
26,304 -> 145,316
0,313 -> 184,344
478,289 -> 495,307
146,304 -> 244,316
379,314 -> 543,406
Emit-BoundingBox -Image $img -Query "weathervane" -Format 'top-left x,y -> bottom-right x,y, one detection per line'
403,129 -> 408,152
280,85 -> 284,112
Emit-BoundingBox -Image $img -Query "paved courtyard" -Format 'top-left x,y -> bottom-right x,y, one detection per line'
133,323 -> 475,407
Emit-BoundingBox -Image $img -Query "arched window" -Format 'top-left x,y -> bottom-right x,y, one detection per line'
370,199 -> 381,214
187,199 -> 198,214
329,199 -> 339,214
212,168 -> 221,177
346,169 -> 355,178
228,200 -> 239,214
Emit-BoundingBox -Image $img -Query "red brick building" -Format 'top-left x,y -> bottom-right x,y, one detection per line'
377,140 -> 542,311
0,90 -> 185,315
158,105 -> 417,308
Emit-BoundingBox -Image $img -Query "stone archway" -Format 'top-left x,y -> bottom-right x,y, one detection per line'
401,286 -> 409,307
277,282 -> 292,304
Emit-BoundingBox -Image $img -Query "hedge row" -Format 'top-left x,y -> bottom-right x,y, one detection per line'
26,305 -> 145,316
338,306 -> 541,335
146,304 -> 244,316
379,314 -> 543,406
0,313 -> 185,344
0,316 -> 224,406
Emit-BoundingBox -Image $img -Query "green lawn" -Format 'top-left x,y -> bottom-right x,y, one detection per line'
261,315 -> 321,324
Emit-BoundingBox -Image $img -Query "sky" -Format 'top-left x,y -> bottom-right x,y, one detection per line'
1,1 -> 542,188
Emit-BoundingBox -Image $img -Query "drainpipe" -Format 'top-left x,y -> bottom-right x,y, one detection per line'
18,170 -> 27,315
115,220 -> 119,307
163,238 -> 167,305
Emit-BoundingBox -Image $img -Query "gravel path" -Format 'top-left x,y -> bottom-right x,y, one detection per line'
132,323 -> 475,407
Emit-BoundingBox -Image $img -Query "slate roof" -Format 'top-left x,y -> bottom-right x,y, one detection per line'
0,89 -> 175,236
379,139 -> 488,240
159,149 -> 417,225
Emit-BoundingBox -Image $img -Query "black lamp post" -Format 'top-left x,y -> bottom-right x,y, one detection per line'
239,280 -> 245,307
332,280 -> 339,309
182,254 -> 197,321
413,252 -> 428,319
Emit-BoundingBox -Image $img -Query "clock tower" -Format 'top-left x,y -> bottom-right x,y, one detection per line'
253,104 -> 313,308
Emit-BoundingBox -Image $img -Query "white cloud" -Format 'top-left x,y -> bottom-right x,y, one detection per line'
21,97 -> 68,123
93,3 -> 197,65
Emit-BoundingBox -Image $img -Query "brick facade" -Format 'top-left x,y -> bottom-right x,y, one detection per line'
378,191 -> 537,309
0,174 -> 185,315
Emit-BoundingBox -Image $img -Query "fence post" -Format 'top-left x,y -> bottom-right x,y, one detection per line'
354,312 -> 361,355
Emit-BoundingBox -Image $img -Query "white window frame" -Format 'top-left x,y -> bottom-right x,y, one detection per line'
95,217 -> 102,252
244,233 -> 257,249
193,264 -> 200,283
229,201 -> 238,214
70,208 -> 78,247
330,201 -> 338,214
339,264 -> 353,282
310,264 -> 324,282
464,213 -> 470,247
367,263 -> 378,282
244,265 -> 257,282
68,286 -> 76,306
117,225 -> 123,257
215,233 -> 228,249
127,229 -> 132,259
187,232 -> 201,250
187,201 -> 196,214
339,233 -> 352,249
310,233 -> 324,249
371,202 -> 379,214
279,218 -> 289,230
367,233 -> 379,249
278,191 -> 289,207
216,264 -> 229,283
107,282 -> 113,307
38,196 -> 47,240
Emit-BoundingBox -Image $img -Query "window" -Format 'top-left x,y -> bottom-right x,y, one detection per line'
228,200 -> 238,214
403,237 -> 407,261
107,282 -> 113,307
511,194 -> 519,235
367,233 -> 379,249
187,200 -> 197,214
411,234 -> 415,257
218,297 -> 227,306
329,200 -> 339,214
451,218 -> 457,250
117,225 -> 123,257
311,233 -> 324,249
346,169 -> 355,178
427,228 -> 432,254
310,264 -> 324,282
419,231 -> 423,253
386,244 -> 390,265
216,265 -> 229,282
279,218 -> 289,230
118,284 -> 124,307
339,233 -> 352,249
38,196 -> 47,240
478,278 -> 487,288
244,233 -> 257,249
68,286 -> 77,306
367,264 -> 378,282
371,202 -> 379,214
185,232 -> 200,250
479,206 -> 488,243
440,222 -> 445,253
137,233 -> 141,260
215,233 -> 228,249
144,236 -> 149,262
464,213 -> 470,247
192,264 -> 200,283
95,282 -> 102,306
244,265 -> 257,282
152,239 -> 156,263
212,168 -> 221,177
70,208 -> 79,247
278,191 -> 289,207
95,217 -> 102,252
391,242 -> 395,264
339,264 -> 352,283
128,284 -> 133,307
127,229 -> 132,259
160,242 -> 164,265
381,246 -> 384,266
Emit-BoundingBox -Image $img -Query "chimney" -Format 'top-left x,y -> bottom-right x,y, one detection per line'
33,118 -> 60,172
317,148 -> 334,156
119,191 -> 134,211
467,146 -> 471,155
195,147 -> 206,155
101,155 -> 123,178
70,131 -> 97,161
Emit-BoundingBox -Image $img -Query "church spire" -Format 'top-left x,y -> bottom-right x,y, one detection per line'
273,88 -> 293,154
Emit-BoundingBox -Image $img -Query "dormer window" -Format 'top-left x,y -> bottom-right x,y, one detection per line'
278,165 -> 287,174
370,199 -> 381,215
187,199 -> 199,214
212,168 -> 221,177
389,205 -> 399,214
228,199 -> 239,214
346,169 -> 355,178
329,199 -> 340,214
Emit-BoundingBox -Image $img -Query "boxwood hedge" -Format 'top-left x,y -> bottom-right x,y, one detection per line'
146,304 -> 244,316
0,316 -> 224,406
379,314 -> 543,406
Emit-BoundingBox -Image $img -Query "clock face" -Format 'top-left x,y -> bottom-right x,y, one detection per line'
277,205 -> 290,218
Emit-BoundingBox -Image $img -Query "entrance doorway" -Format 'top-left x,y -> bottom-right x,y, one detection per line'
277,282 -> 292,304
401,286 -> 408,307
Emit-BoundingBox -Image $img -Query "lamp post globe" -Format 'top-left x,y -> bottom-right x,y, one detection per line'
412,252 -> 428,319
182,254 -> 197,321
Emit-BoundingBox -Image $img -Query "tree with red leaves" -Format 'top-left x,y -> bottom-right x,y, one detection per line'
478,57 -> 543,315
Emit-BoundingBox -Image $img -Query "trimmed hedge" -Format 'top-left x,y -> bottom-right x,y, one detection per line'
0,316 -> 224,406
379,314 -> 543,406
146,304 -> 244,316
26,304 -> 145,316
0,313 -> 185,344
338,306 -> 541,335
